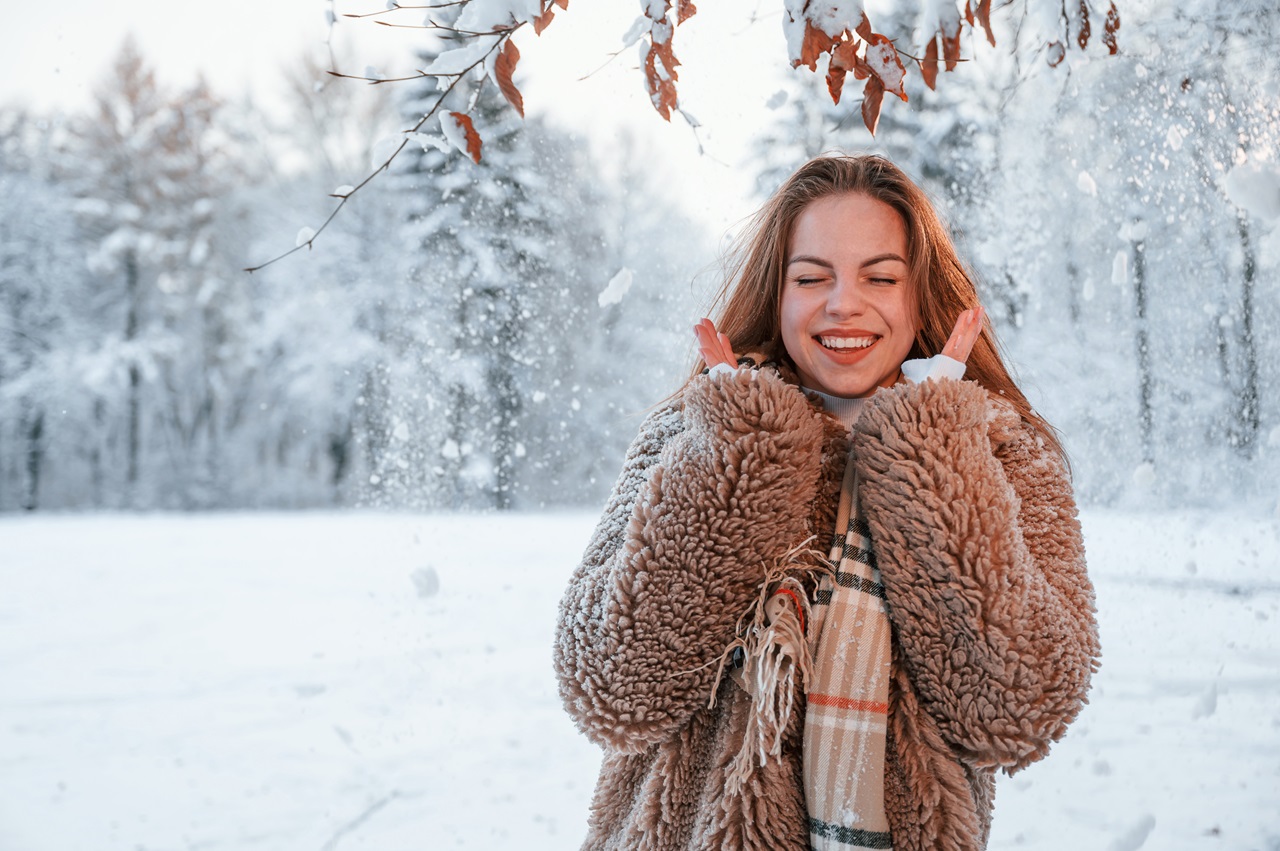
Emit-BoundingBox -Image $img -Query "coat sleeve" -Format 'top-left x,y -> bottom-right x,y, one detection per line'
852,377 -> 1100,773
553,369 -> 828,753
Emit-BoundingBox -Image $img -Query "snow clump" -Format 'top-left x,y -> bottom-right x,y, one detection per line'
1108,814 -> 1156,851
1224,160 -> 1280,221
1077,171 -> 1098,197
598,268 -> 634,307
1111,251 -> 1127,285
412,566 -> 440,598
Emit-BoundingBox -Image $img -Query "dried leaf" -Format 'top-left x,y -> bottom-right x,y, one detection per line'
532,6 -> 555,34
943,27 -> 962,71
495,38 -> 524,117
552,0 -> 568,9
964,0 -> 975,27
1103,2 -> 1121,55
977,0 -> 995,47
799,21 -> 835,71
853,53 -> 873,80
642,36 -> 681,120
449,111 -> 482,163
920,36 -> 939,90
1077,1 -> 1092,49
855,12 -> 874,43
861,75 -> 885,135
864,34 -> 907,100
830,38 -> 858,71
827,64 -> 847,104
1046,40 -> 1066,67
677,0 -> 696,25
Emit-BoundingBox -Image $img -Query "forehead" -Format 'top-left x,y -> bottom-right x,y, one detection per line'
789,193 -> 908,261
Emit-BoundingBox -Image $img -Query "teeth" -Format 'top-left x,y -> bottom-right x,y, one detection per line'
819,336 -> 876,350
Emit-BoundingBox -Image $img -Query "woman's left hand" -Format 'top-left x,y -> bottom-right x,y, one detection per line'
694,318 -> 738,370
940,306 -> 985,364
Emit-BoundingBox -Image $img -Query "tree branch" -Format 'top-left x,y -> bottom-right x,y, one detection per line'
245,32 -> 512,273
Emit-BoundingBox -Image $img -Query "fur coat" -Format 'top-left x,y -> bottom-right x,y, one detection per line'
553,364 -> 1100,851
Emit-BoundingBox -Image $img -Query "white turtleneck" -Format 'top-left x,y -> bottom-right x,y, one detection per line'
801,354 -> 966,431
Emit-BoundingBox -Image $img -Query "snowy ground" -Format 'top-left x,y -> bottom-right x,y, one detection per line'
1,510 -> 1278,851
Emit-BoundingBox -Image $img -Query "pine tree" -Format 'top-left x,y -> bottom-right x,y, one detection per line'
388,45 -> 608,509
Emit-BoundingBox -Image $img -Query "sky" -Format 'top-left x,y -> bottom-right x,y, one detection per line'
0,0 -> 800,234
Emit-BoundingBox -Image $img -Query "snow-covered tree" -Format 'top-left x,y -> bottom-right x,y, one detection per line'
0,112 -> 88,510
56,38 -> 243,507
972,0 -> 1280,505
382,45 -> 607,509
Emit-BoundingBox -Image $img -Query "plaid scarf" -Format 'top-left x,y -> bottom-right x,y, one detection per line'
804,451 -> 894,849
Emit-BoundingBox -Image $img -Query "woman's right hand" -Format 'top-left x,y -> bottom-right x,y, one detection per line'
694,318 -> 738,370
940,306 -> 985,364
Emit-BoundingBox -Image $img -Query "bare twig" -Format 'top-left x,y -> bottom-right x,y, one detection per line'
577,47 -> 627,82
328,69 -> 435,85
343,1 -> 468,18
246,31 -> 513,273
375,20 -> 514,36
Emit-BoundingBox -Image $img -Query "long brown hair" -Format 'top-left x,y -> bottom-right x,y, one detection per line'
697,154 -> 1066,465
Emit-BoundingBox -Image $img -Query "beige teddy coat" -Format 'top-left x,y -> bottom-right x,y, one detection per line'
553,364 -> 1100,851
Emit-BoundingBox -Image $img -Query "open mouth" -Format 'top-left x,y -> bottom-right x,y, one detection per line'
817,335 -> 878,351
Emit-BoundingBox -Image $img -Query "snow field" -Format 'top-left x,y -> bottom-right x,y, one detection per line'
1,510 -> 1277,850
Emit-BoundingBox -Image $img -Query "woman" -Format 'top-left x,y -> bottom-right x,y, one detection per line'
553,155 -> 1099,851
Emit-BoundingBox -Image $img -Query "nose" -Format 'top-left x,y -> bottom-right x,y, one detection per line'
825,276 -> 867,318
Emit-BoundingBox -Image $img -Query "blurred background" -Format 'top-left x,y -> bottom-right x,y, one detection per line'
2,1 -> 1279,850
1,0 -> 1277,514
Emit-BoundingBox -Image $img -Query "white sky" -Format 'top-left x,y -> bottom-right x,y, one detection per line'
0,0 -> 806,235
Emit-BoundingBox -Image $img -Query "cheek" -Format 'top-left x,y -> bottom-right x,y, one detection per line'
778,292 -> 804,346
885,289 -> 918,336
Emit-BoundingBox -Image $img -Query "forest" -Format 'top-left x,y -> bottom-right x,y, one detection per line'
1,0 -> 1278,513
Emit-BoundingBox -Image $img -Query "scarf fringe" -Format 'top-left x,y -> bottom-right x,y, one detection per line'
709,540 -> 831,795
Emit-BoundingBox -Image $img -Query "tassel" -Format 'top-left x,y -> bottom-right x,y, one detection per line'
709,542 -> 830,795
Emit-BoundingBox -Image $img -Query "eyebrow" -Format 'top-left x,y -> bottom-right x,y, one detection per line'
787,252 -> 907,269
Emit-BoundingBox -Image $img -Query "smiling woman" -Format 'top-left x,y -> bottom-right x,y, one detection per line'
554,154 -> 1100,851
779,193 -> 917,399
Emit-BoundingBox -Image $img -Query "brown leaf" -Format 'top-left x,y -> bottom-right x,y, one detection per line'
977,0 -> 995,47
863,33 -> 907,100
495,38 -> 524,117
943,27 -> 962,71
964,0 -> 976,27
532,6 -> 555,34
830,38 -> 858,71
552,0 -> 568,9
449,111 -> 483,163
1046,40 -> 1066,67
642,36 -> 680,120
861,75 -> 885,135
1103,2 -> 1121,55
677,0 -> 696,25
845,40 -> 874,81
920,36 -> 939,90
798,21 -> 835,71
1077,1 -> 1092,49
827,64 -> 847,104
855,12 -> 875,43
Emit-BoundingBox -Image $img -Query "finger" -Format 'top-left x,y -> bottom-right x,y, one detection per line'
941,307 -> 983,363
694,319 -> 729,367
940,309 -> 971,360
956,306 -> 984,362
716,331 -> 737,364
